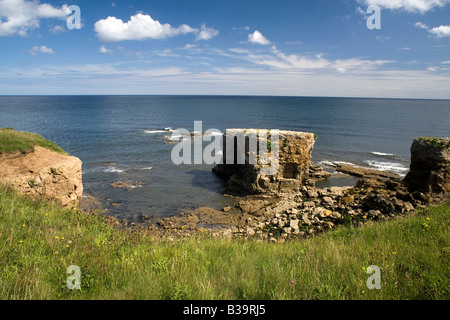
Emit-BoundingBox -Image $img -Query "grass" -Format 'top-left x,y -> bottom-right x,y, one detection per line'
0,184 -> 448,300
418,137 -> 450,150
0,128 -> 68,155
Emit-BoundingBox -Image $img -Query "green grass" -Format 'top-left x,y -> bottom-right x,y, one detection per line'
0,184 -> 448,300
418,137 -> 450,150
0,128 -> 68,155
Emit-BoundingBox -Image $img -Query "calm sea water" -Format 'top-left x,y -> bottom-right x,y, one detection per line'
0,96 -> 449,222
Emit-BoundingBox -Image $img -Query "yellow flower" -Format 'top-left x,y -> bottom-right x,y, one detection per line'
66,245 -> 70,248
19,240 -> 23,244
426,218 -> 430,221
22,224 -> 25,227
392,252 -> 397,255
54,236 -> 59,239
61,237 -> 65,240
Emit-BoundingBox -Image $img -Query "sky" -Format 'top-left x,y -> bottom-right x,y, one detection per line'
0,0 -> 450,98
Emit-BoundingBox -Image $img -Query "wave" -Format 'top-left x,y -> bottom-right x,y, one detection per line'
144,127 -> 175,134
104,165 -> 126,173
371,151 -> 396,156
364,160 -> 409,174
317,160 -> 336,167
144,130 -> 167,134
333,161 -> 362,167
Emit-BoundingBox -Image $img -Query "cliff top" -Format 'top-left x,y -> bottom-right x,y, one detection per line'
0,128 -> 68,156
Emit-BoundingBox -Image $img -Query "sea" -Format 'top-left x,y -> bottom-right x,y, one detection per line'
0,95 -> 449,223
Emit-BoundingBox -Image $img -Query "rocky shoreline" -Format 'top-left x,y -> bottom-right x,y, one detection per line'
3,129 -> 447,243
99,136 -> 449,242
147,169 -> 444,242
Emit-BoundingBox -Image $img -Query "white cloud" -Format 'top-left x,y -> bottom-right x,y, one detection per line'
3,62 -> 449,99
248,30 -> 270,45
428,25 -> 450,37
415,22 -> 429,29
99,46 -> 113,54
94,13 -> 196,42
358,0 -> 450,13
94,14 -> 218,42
233,45 -> 393,73
182,44 -> 198,50
415,21 -> 450,37
29,45 -> 55,55
196,24 -> 219,41
0,0 -> 69,36
49,25 -> 66,34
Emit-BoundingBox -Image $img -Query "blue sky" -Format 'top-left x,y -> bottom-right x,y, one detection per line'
1,0 -> 450,98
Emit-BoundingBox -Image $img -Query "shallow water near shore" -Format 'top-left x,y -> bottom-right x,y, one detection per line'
1,95 -> 449,222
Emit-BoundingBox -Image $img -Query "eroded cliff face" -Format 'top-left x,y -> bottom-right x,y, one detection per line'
404,137 -> 450,196
213,129 -> 316,195
0,146 -> 83,208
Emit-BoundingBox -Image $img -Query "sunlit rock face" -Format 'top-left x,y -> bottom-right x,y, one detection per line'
213,129 -> 316,195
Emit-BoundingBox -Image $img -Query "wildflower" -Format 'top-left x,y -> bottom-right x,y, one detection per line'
66,245 -> 70,248
391,252 -> 397,255
54,236 -> 59,239
290,280 -> 294,285
19,240 -> 23,244
61,237 -> 65,240
22,224 -> 25,227
426,218 -> 430,221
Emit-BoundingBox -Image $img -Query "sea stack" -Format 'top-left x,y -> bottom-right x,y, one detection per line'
403,137 -> 450,197
213,129 -> 316,195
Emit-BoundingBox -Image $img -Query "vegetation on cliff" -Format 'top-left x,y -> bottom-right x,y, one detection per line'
0,184 -> 448,300
0,128 -> 68,156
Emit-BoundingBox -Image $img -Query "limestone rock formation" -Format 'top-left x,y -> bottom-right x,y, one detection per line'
403,137 -> 450,196
213,129 -> 316,195
334,163 -> 401,180
0,146 -> 83,208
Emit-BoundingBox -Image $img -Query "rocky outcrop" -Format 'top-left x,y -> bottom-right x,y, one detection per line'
307,164 -> 332,182
142,136 -> 450,242
334,163 -> 401,180
0,146 -> 83,208
213,129 -> 316,195
403,137 -> 450,196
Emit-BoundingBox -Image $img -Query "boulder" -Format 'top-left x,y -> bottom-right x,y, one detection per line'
403,137 -> 450,196
362,193 -> 395,213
